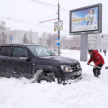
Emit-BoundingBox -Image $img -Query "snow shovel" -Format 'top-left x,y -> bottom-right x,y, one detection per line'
89,64 -> 102,69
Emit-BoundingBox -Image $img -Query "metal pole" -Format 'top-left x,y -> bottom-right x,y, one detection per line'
80,34 -> 88,62
58,2 -> 60,56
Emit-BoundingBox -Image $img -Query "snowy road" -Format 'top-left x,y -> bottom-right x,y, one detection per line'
0,50 -> 108,108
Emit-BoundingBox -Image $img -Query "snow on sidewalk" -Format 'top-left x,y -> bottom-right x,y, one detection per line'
0,49 -> 108,108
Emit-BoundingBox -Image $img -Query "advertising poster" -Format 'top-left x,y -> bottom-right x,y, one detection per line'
71,7 -> 98,32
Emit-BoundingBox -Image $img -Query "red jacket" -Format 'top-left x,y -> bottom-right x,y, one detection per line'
88,50 -> 105,66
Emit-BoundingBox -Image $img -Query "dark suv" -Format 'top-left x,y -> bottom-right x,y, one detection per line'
0,44 -> 82,84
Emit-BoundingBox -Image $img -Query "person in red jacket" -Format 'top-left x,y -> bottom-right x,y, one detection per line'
87,49 -> 105,78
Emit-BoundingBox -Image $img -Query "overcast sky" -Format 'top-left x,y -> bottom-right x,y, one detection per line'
0,0 -> 108,36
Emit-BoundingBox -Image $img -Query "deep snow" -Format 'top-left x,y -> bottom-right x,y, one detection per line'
0,50 -> 108,108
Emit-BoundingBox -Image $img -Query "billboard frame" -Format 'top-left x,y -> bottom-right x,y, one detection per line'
69,3 -> 102,35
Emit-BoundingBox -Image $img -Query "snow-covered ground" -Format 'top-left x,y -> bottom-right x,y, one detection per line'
0,50 -> 108,108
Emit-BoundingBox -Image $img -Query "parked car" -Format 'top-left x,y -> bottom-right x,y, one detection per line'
51,49 -> 62,55
71,46 -> 80,50
0,44 -> 82,84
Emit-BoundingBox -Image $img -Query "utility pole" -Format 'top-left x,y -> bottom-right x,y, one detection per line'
58,1 -> 60,56
38,1 -> 61,55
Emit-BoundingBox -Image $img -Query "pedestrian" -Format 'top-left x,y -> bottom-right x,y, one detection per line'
100,49 -> 102,52
87,49 -> 105,78
103,49 -> 107,56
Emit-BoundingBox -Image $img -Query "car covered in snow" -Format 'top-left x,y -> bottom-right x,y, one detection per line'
0,44 -> 82,84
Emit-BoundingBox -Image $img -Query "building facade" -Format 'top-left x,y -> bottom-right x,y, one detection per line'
0,29 -> 39,45
88,34 -> 108,50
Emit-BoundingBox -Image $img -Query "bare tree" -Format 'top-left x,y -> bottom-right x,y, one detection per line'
38,37 -> 44,46
39,32 -> 81,50
29,30 -> 32,44
72,36 -> 80,49
46,33 -> 57,48
23,33 -> 28,44
1,32 -> 7,43
0,21 -> 6,31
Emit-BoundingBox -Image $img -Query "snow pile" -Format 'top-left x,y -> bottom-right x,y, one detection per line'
0,49 -> 108,108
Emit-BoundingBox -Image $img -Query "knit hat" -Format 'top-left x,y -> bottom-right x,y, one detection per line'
88,49 -> 93,53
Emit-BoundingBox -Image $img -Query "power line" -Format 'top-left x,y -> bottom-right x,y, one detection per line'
0,0 -> 69,32
39,18 -> 58,23
29,0 -> 69,14
0,16 -> 54,29
41,13 -> 57,22
60,7 -> 69,14
29,0 -> 69,15
28,0 -> 57,9
32,0 -> 57,7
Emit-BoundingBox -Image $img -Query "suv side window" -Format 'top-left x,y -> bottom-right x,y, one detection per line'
0,46 -> 11,56
12,46 -> 28,57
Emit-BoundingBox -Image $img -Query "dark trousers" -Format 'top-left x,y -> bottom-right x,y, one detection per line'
93,64 -> 103,77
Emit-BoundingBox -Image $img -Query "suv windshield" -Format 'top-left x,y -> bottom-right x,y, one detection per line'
27,45 -> 56,57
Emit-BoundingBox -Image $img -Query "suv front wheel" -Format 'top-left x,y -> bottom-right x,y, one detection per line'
38,76 -> 52,83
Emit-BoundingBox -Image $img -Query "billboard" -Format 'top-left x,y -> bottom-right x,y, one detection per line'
69,3 -> 102,35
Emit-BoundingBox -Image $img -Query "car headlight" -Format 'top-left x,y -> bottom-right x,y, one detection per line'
61,65 -> 73,72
